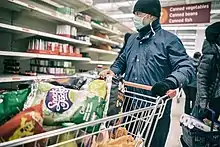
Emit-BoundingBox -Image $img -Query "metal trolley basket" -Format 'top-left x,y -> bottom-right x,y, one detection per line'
0,81 -> 176,147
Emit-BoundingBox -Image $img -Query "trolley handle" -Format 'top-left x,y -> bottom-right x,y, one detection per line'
124,81 -> 176,98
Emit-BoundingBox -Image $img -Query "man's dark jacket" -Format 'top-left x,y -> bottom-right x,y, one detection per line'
110,19 -> 195,97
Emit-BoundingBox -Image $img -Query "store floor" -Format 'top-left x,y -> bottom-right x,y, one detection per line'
166,95 -> 185,147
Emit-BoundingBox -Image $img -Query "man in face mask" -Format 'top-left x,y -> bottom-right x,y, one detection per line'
100,0 -> 195,146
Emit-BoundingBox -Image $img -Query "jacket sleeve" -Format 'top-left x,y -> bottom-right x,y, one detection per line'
197,54 -> 214,99
166,38 -> 195,88
110,51 -> 126,75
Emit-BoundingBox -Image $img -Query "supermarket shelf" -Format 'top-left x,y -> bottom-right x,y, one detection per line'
0,51 -> 91,61
185,46 -> 195,50
110,36 -> 124,42
8,0 -> 92,30
90,35 -> 119,46
112,48 -> 121,53
0,51 -> 38,58
178,36 -> 196,39
81,48 -> 118,55
0,74 -> 76,83
47,0 -> 135,33
89,60 -> 114,65
91,22 -> 121,35
52,0 -> 117,23
182,42 -> 195,46
0,23 -> 91,46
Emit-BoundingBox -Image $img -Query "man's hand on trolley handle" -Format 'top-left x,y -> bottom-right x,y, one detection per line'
152,79 -> 176,97
99,69 -> 176,97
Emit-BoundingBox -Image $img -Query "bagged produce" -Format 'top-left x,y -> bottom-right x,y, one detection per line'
88,79 -> 107,98
96,127 -> 142,147
0,101 -> 44,143
49,77 -> 87,90
70,95 -> 106,132
58,132 -> 78,147
0,88 -> 30,125
24,80 -> 108,127
24,82 -> 88,125
70,80 -> 108,132
107,76 -> 124,117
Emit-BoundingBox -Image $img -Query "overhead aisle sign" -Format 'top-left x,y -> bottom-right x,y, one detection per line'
161,2 -> 211,24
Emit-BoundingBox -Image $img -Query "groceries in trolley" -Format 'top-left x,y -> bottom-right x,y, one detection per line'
0,101 -> 44,146
84,127 -> 143,147
0,75 -> 125,145
180,114 -> 220,132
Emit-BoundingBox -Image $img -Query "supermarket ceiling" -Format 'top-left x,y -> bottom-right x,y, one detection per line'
94,0 -> 220,28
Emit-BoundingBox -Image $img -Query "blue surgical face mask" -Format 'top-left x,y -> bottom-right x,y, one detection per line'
133,16 -> 145,30
133,15 -> 151,31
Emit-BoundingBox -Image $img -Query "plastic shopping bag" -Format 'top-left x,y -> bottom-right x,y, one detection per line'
0,88 -> 30,125
0,101 -> 44,144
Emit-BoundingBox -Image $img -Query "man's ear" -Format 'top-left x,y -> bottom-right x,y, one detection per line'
149,15 -> 157,21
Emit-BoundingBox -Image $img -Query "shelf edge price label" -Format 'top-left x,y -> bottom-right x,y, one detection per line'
28,4 -> 35,9
22,28 -> 30,33
12,77 -> 21,81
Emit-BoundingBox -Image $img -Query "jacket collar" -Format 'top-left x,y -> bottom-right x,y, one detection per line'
137,19 -> 161,40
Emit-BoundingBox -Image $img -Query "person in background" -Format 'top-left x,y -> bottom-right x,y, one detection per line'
119,33 -> 132,55
183,52 -> 201,115
193,22 -> 220,121
100,0 -> 195,146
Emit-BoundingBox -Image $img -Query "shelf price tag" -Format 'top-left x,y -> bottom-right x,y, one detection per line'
12,77 -> 21,81
22,28 -> 30,33
28,4 -> 35,9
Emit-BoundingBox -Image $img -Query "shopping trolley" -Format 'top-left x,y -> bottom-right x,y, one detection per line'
0,81 -> 176,147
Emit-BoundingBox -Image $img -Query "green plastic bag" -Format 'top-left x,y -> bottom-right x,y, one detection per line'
70,96 -> 106,132
0,88 -> 30,125
24,80 -> 108,129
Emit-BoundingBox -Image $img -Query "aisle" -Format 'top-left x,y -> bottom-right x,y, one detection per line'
166,96 -> 185,147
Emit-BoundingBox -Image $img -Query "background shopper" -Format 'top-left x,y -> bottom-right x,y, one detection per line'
100,0 -> 195,146
119,33 -> 131,55
183,52 -> 201,114
193,22 -> 220,121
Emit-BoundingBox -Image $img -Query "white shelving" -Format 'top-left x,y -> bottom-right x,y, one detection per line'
89,60 -> 114,65
90,35 -> 120,46
183,42 -> 195,46
50,0 -> 134,33
8,0 -> 92,30
178,36 -> 196,39
0,51 -> 91,61
91,22 -> 121,35
51,0 -> 117,23
0,0 -> 125,86
81,48 -> 118,55
0,74 -> 76,83
0,23 -> 91,46
184,46 -> 195,50
110,36 -> 124,43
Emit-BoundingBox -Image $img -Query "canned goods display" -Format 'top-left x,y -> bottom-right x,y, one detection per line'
30,59 -> 76,75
